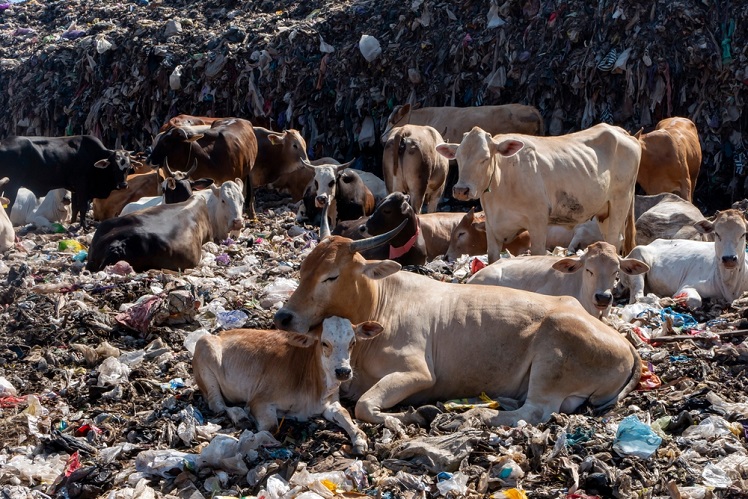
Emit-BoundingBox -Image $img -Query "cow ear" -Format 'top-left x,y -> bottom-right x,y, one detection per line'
234,178 -> 244,190
694,219 -> 714,234
190,178 -> 214,191
185,134 -> 204,143
210,184 -> 221,197
435,143 -> 458,160
466,207 -> 475,220
267,133 -> 284,145
285,332 -> 318,348
552,257 -> 584,273
361,260 -> 401,280
165,178 -> 177,190
401,195 -> 410,213
619,257 -> 650,275
355,321 -> 384,340
392,104 -> 410,123
94,159 -> 110,169
472,220 -> 486,232
494,139 -> 524,157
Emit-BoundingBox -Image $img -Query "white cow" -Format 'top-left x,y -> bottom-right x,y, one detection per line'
0,178 -> 14,252
621,209 -> 748,309
469,242 -> 649,318
9,187 -> 71,227
120,161 -> 213,216
436,124 -> 641,262
193,316 -> 383,454
194,179 -> 245,241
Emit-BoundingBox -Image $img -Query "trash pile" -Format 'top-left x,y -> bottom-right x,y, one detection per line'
0,0 -> 746,208
1,190 -> 748,498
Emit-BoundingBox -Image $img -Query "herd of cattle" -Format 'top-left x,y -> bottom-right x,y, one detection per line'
1,103 -> 743,452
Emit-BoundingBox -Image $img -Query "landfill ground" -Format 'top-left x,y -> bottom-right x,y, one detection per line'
0,189 -> 747,499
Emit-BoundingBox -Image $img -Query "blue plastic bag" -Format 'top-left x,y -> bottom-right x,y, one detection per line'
612,415 -> 662,459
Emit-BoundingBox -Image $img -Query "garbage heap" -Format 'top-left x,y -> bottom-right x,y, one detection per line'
0,0 -> 746,209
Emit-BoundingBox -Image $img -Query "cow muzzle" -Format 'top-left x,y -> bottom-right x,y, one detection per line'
117,182 -> 128,190
358,224 -> 371,237
334,367 -> 352,381
722,255 -> 739,269
593,292 -> 613,308
315,195 -> 329,209
452,185 -> 471,201
231,218 -> 243,231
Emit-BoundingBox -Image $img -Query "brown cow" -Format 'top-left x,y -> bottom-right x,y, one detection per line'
383,125 -> 449,214
382,103 -> 544,143
158,115 -> 222,133
635,117 -> 702,202
92,171 -> 163,221
147,118 -> 258,216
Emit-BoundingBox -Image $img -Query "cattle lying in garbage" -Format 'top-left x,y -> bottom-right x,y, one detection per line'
381,103 -> 544,143
0,178 -> 14,252
193,316 -> 383,455
621,209 -> 748,309
382,124 -> 449,214
437,124 -> 640,261
87,196 -> 212,272
635,117 -> 702,202
469,242 -> 649,319
93,171 -> 164,221
634,193 -> 709,245
274,224 -> 642,427
0,135 -> 135,228
147,118 -> 258,216
9,188 -> 71,227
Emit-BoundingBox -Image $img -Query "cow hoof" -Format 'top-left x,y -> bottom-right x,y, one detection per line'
225,407 -> 251,428
415,405 -> 442,426
351,435 -> 369,455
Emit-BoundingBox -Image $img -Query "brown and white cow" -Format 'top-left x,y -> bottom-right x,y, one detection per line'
634,193 -> 710,245
273,225 -> 641,427
147,118 -> 258,216
437,124 -> 641,262
381,103 -> 544,143
193,317 -> 383,455
635,117 -> 702,202
383,125 -> 449,214
469,242 -> 649,319
93,171 -> 163,220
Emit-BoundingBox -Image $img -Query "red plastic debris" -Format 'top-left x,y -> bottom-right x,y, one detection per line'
471,258 -> 486,274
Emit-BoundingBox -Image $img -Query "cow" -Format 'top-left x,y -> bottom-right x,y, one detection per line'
0,135 -> 134,228
359,192 -> 427,266
634,193 -> 709,245
298,166 -> 377,227
86,196 -> 212,272
445,209 -> 605,261
635,117 -> 702,202
381,103 -> 544,143
193,179 -> 245,242
9,188 -> 71,227
621,209 -> 748,310
437,124 -> 641,262
147,118 -> 258,217
468,242 -> 649,319
383,125 -> 449,214
93,171 -> 164,221
0,178 -> 14,252
192,316 -> 383,454
158,114 -> 222,133
273,223 -> 641,427
416,212 -> 466,261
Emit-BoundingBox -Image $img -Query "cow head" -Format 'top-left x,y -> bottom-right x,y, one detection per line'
160,159 -> 214,204
694,209 -> 748,271
94,149 -> 134,190
445,208 -> 487,262
360,192 -> 411,237
309,160 -> 354,208
147,126 -> 207,167
274,222 -> 407,334
552,241 -> 649,317
267,129 -> 309,171
568,216 -> 605,253
380,104 -> 413,143
436,127 -> 524,201
211,179 -> 245,234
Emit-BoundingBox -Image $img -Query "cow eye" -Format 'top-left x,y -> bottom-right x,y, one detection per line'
328,181 -> 334,188
222,199 -> 225,204
314,180 -> 319,189
293,144 -> 298,149
323,275 -> 339,283
322,341 -> 331,350
457,231 -> 465,239
586,269 -> 594,276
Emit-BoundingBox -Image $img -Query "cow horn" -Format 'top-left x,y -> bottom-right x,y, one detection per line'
336,159 -> 356,171
186,159 -> 198,178
162,157 -> 175,177
319,201 -> 331,239
300,157 -> 314,168
349,219 -> 408,254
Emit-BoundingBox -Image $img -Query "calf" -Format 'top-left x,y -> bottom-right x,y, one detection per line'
383,124 -> 449,213
469,242 -> 649,318
621,209 -> 748,309
634,193 -> 709,245
416,212 -> 465,260
86,196 -> 212,272
9,188 -> 70,227
194,179 -> 245,242
0,178 -> 14,252
193,317 -> 383,454
360,192 -> 427,266
298,166 -> 378,226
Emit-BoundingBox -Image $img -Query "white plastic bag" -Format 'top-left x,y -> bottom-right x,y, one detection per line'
358,35 -> 382,62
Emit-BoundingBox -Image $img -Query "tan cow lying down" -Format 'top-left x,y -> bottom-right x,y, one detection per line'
382,103 -> 544,143
469,242 -> 649,319
193,316 -> 383,455
438,124 -> 641,262
636,117 -> 702,202
274,226 -> 641,427
634,193 -> 710,245
383,125 -> 449,214
445,208 -> 605,261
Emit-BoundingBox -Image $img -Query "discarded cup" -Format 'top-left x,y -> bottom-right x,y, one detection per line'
612,415 -> 662,459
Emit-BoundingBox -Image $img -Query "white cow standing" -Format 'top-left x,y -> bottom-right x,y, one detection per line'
469,242 -> 649,319
436,124 -> 641,262
621,209 -> 748,309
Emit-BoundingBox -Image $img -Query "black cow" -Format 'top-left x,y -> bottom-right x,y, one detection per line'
359,192 -> 427,266
0,135 -> 134,228
87,197 -> 212,272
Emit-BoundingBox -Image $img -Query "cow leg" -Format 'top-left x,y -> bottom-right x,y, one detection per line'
487,234 -> 503,264
354,369 -> 435,424
248,402 -> 279,432
245,173 -> 256,219
323,400 -> 368,455
75,196 -> 89,229
603,207 -> 627,253
197,370 -> 251,427
625,272 -> 646,304
527,224 -> 548,256
409,182 -> 427,215
674,286 -> 702,309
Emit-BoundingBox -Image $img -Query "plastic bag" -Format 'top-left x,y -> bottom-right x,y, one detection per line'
612,415 -> 662,459
358,35 -> 382,62
436,471 -> 468,496
58,239 -> 84,252
701,462 -> 732,488
0,376 -> 17,397
261,278 -> 298,308
183,329 -> 210,356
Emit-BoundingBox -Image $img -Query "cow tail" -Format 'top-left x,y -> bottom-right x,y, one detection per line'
623,194 -> 636,255
391,130 -> 402,178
